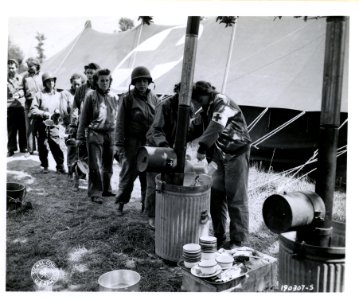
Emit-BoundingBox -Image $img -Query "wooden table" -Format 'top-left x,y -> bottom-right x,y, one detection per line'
180,251 -> 277,292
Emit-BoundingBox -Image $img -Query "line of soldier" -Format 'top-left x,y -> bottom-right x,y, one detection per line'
7,59 -> 252,250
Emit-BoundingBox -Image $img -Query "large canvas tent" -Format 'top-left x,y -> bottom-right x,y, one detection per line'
42,16 -> 348,175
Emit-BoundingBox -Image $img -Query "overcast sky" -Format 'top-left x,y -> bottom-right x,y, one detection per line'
8,16 -> 187,59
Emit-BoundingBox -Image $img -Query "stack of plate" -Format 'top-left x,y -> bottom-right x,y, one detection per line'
199,236 -> 217,260
183,243 -> 201,268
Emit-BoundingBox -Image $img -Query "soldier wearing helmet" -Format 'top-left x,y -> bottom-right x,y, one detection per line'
22,57 -> 43,155
30,72 -> 71,174
114,66 -> 159,215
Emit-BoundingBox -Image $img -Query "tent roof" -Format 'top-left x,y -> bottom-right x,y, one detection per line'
42,17 -> 349,112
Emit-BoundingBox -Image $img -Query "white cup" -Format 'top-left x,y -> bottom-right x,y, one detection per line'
201,252 -> 216,261
198,260 -> 217,275
184,261 -> 197,268
215,254 -> 234,269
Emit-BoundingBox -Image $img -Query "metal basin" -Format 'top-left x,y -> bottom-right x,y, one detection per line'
98,270 -> 141,292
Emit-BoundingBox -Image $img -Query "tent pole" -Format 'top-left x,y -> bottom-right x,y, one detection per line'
221,19 -> 237,94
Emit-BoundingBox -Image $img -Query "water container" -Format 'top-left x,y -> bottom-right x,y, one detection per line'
155,173 -> 212,262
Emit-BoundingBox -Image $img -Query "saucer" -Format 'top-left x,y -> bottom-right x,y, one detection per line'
190,264 -> 222,278
220,266 -> 232,271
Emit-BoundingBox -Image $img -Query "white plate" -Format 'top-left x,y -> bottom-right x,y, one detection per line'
220,265 -> 233,271
190,264 -> 222,278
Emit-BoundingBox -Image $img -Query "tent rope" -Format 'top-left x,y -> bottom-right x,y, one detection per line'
279,146 -> 347,190
249,117 -> 348,193
288,150 -> 318,179
282,118 -> 347,178
248,161 -> 317,193
249,146 -> 347,194
339,118 -> 348,130
251,111 -> 306,148
248,107 -> 269,132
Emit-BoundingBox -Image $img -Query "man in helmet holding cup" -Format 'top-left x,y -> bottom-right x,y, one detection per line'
114,66 -> 159,215
30,73 -> 71,174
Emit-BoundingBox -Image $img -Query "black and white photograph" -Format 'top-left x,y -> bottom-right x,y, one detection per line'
2,0 -> 358,296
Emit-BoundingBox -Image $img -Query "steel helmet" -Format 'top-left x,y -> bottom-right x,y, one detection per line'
130,66 -> 152,85
42,72 -> 57,84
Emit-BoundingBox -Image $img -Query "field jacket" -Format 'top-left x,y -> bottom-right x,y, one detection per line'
146,95 -> 178,147
77,89 -> 119,141
190,92 -> 251,157
7,73 -> 25,108
71,81 -> 95,125
22,71 -> 43,107
115,88 -> 159,147
30,89 -> 72,126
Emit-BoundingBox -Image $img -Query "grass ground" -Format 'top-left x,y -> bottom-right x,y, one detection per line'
6,151 -> 346,291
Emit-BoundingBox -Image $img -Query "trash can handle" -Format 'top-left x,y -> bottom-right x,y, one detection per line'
200,210 -> 209,224
155,180 -> 165,193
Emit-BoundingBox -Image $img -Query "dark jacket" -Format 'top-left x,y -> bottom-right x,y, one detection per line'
115,88 -> 159,147
190,92 -> 251,156
71,81 -> 94,125
146,95 -> 178,147
7,73 -> 25,108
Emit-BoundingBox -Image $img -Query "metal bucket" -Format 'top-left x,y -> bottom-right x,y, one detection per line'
155,173 -> 212,262
262,192 -> 325,234
7,182 -> 26,208
278,221 -> 345,292
98,270 -> 141,291
137,146 -> 177,172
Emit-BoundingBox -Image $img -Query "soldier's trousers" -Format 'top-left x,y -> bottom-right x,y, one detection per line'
210,148 -> 250,244
25,104 -> 36,153
36,122 -> 65,170
87,130 -> 114,198
116,137 -> 146,205
7,107 -> 27,152
145,172 -> 157,218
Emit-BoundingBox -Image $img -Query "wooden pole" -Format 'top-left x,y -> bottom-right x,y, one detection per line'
221,19 -> 238,94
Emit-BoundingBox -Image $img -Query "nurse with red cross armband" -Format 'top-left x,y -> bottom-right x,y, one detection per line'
189,81 -> 252,250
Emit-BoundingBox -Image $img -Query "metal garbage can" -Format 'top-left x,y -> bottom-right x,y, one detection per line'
278,221 -> 345,292
155,173 -> 212,262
